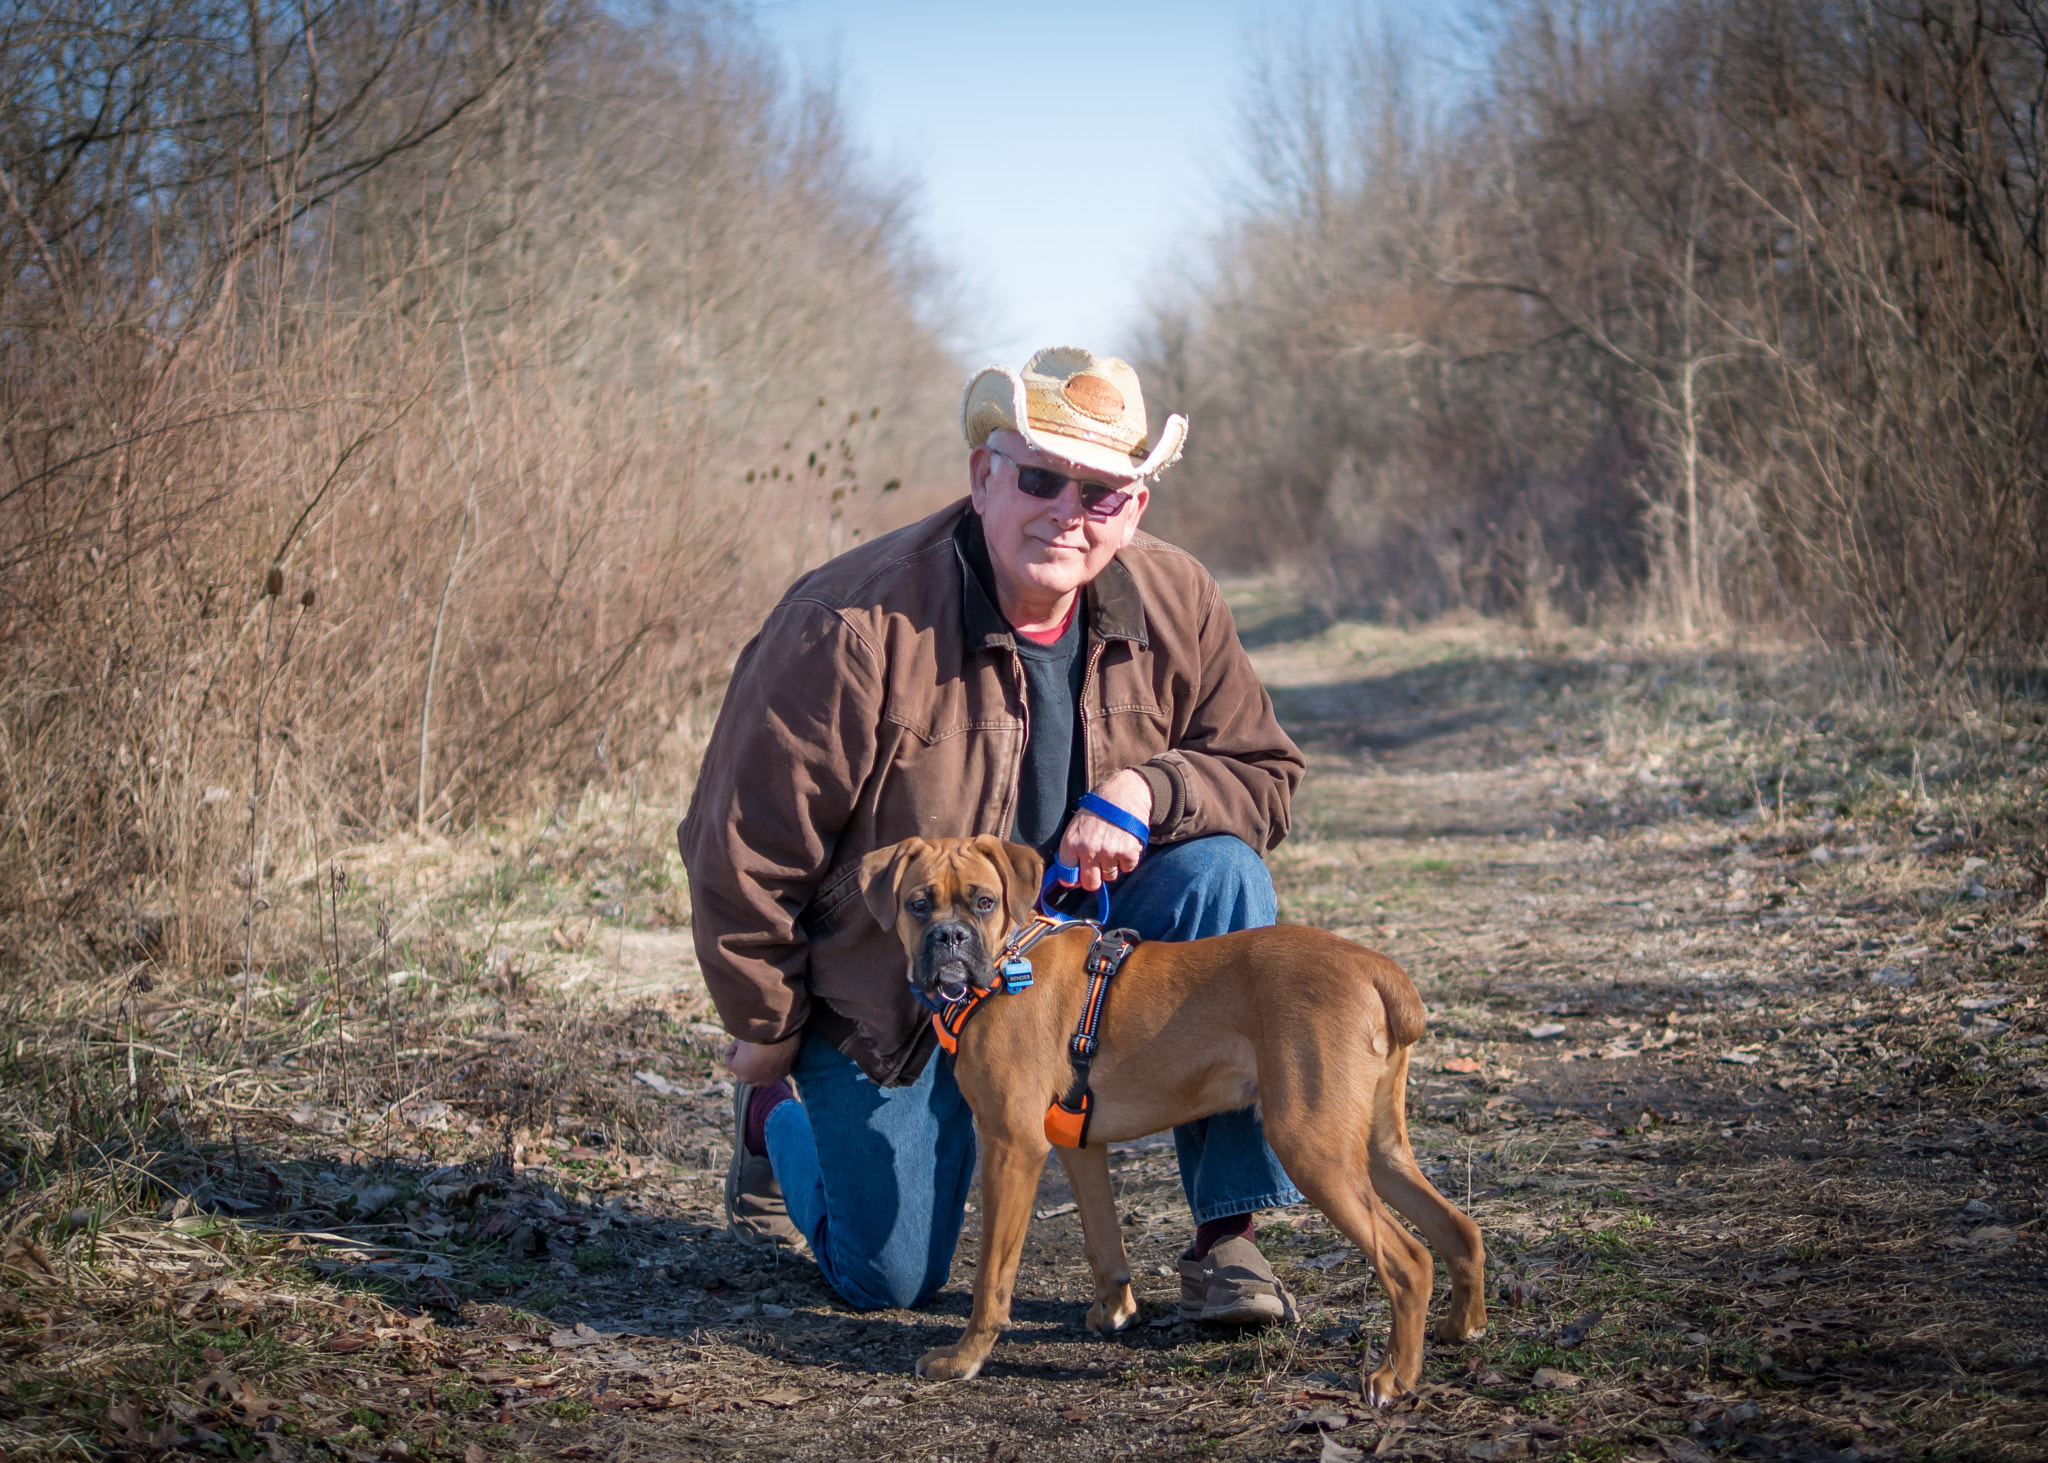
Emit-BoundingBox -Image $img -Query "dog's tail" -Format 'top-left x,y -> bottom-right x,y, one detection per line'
1369,955 -> 1427,1050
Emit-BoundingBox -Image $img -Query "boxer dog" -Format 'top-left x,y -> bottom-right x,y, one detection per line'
860,835 -> 1486,1404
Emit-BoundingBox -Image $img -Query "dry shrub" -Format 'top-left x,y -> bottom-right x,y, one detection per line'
1140,0 -> 2048,668
0,1 -> 958,982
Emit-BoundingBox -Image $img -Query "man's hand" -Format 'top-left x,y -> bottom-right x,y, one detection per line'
725,1035 -> 800,1086
1058,767 -> 1154,892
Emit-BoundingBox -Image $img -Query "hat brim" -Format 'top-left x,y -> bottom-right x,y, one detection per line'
962,364 -> 1187,481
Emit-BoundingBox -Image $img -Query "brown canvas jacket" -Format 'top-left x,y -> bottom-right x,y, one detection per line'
677,500 -> 1303,1086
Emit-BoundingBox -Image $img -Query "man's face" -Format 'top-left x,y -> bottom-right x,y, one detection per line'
967,429 -> 1150,607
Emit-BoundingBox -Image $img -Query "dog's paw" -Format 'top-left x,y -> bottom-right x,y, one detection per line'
914,1345 -> 985,1382
1362,1363 -> 1411,1410
1434,1312 -> 1486,1344
1085,1293 -> 1139,1335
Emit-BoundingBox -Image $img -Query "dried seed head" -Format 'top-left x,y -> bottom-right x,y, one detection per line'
299,588 -> 316,610
264,567 -> 284,597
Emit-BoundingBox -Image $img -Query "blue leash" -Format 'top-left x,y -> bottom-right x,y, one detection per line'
912,793 -> 1151,1013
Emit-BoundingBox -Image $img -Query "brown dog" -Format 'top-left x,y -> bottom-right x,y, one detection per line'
859,834 -> 1486,1403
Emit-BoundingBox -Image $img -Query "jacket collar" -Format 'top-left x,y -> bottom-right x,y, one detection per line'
952,509 -> 1150,653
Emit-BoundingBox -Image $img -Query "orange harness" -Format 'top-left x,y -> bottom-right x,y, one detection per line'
926,920 -> 1142,1150
1043,928 -> 1140,1149
930,912 -> 1062,1056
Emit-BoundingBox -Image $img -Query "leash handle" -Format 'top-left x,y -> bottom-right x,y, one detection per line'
1076,791 -> 1150,847
1038,863 -> 1109,925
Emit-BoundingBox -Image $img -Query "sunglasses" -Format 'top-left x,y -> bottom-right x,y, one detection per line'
988,449 -> 1136,521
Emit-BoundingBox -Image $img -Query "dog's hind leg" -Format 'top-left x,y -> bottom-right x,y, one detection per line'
1268,1114 -> 1433,1408
1056,1143 -> 1139,1335
916,1129 -> 1047,1382
1367,1046 -> 1487,1342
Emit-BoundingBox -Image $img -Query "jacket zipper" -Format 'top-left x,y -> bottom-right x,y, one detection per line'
1078,638 -> 1105,790
998,645 -> 1026,836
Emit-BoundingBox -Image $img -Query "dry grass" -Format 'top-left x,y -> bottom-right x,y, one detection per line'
0,0 -> 959,993
4,602 -> 2043,1462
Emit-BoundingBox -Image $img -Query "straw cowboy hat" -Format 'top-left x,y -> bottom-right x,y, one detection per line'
961,347 -> 1188,481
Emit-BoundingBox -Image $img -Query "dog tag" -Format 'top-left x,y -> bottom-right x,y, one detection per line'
1000,958 -> 1034,989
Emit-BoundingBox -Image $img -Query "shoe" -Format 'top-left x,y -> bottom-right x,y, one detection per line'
1177,1233 -> 1299,1326
724,1082 -> 803,1250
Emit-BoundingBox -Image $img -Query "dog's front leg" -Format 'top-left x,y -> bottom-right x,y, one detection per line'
915,1132 -> 1045,1381
1056,1144 -> 1138,1335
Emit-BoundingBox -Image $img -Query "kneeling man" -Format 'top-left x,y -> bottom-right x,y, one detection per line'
678,347 -> 1306,1325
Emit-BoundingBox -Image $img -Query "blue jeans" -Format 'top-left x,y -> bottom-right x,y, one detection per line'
765,834 -> 1302,1310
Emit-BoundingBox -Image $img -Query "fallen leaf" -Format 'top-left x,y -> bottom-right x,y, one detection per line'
548,1322 -> 608,1350
1717,1051 -> 1762,1066
1530,1367 -> 1582,1391
755,1389 -> 812,1408
1526,1023 -> 1568,1040
463,1447 -> 486,1463
1321,1436 -> 1367,1463
1442,1057 -> 1483,1074
1058,1405 -> 1090,1422
1939,1225 -> 2017,1251
634,1071 -> 682,1097
1556,1310 -> 1603,1348
1035,1202 -> 1078,1220
105,1399 -> 147,1444
1285,1407 -> 1350,1432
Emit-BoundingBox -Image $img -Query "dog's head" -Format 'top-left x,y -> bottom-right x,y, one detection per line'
860,836 -> 1043,1001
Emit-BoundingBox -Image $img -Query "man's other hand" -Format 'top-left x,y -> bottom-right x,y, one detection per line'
726,1035 -> 800,1086
1059,767 -> 1154,891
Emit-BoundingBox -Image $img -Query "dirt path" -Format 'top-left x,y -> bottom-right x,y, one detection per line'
425,612 -> 2038,1463
29,614 -> 2041,1463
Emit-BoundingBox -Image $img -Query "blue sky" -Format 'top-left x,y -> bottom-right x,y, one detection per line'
751,0 -> 1274,366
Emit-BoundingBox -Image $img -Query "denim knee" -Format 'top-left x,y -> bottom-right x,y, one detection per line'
1181,835 -> 1275,901
1116,834 -> 1277,940
830,1258 -> 947,1313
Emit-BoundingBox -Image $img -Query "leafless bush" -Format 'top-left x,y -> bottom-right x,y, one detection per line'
1140,0 -> 2047,669
0,1 -> 956,982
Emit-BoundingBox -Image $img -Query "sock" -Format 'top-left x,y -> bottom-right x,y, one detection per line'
743,1080 -> 794,1158
1191,1212 -> 1255,1260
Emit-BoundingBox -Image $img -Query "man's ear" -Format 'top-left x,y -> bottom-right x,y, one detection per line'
861,838 -> 932,933
970,835 -> 1042,930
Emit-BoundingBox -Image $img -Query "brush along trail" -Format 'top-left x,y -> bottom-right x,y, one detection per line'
4,603 -> 2044,1462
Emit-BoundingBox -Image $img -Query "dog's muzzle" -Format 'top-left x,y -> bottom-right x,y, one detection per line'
915,919 -> 990,1002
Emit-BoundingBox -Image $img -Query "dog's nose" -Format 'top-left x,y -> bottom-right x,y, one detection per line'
929,923 -> 972,950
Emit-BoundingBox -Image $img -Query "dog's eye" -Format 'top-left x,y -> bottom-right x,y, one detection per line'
908,895 -> 931,916
975,895 -> 996,914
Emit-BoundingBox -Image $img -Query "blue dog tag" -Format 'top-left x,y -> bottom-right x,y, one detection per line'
1001,958 -> 1034,989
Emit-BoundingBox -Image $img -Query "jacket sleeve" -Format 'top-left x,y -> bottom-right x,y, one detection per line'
677,597 -> 881,1045
1135,585 -> 1303,852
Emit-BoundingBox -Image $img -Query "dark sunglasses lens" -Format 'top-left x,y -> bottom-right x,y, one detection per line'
1014,465 -> 1064,499
1009,459 -> 1131,516
1078,484 -> 1129,516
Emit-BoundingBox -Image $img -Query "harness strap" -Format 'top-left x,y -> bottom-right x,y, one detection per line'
1045,927 -> 1140,1149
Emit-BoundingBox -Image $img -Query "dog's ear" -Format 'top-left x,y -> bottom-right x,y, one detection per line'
970,835 -> 1042,930
861,838 -> 932,932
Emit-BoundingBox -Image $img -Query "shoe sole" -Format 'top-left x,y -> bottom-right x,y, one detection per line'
725,1081 -> 805,1251
1197,1293 -> 1287,1326
724,1081 -> 764,1247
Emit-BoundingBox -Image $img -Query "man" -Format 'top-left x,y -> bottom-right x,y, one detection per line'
678,346 -> 1307,1326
